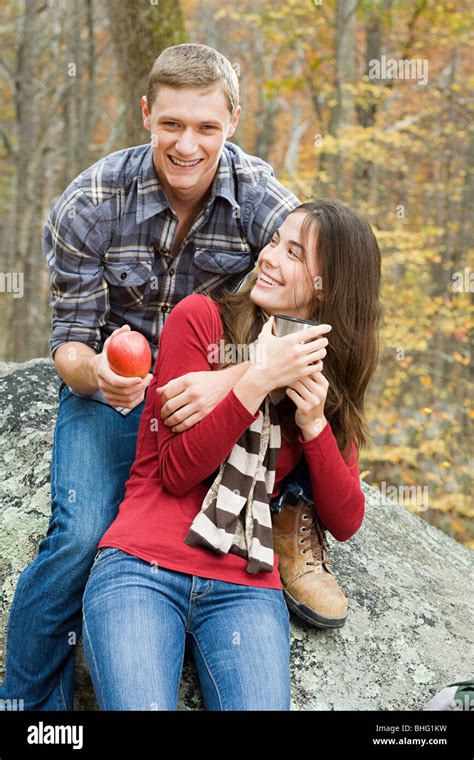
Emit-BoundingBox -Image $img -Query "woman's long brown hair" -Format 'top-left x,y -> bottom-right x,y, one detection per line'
203,200 -> 382,461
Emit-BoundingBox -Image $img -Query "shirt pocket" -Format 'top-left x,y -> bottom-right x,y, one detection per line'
103,258 -> 154,308
194,247 -> 253,274
192,246 -> 254,292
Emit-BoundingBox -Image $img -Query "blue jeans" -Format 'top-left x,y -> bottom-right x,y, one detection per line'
0,382 -> 145,710
0,379 -> 311,712
82,548 -> 291,710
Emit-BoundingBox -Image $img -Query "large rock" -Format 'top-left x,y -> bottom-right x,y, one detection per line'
0,359 -> 472,710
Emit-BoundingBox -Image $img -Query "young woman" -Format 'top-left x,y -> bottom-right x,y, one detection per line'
82,199 -> 381,711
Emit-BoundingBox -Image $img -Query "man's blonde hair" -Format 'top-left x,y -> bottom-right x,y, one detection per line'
146,44 -> 240,116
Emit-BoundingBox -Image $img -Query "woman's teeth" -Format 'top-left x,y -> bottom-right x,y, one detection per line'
168,155 -> 202,167
259,272 -> 282,287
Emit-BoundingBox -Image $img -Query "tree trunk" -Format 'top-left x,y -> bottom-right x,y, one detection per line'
105,0 -> 187,148
353,0 -> 393,205
314,0 -> 357,197
8,0 -> 43,361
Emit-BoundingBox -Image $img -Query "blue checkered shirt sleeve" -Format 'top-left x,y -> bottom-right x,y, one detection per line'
43,183 -> 109,359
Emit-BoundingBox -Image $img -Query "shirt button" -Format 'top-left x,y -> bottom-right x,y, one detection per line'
161,305 -> 168,313
120,272 -> 127,280
169,268 -> 175,277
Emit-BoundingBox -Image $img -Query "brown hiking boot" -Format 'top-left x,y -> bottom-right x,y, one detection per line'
272,497 -> 348,628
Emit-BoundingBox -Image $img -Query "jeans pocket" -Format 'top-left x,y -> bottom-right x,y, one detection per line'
92,546 -> 123,569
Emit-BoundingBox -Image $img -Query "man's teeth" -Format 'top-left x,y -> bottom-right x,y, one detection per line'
169,156 -> 202,166
260,272 -> 282,286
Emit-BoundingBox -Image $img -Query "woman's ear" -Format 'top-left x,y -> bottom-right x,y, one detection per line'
313,274 -> 323,291
312,277 -> 325,309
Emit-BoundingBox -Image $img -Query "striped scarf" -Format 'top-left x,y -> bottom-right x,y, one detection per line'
184,394 -> 282,573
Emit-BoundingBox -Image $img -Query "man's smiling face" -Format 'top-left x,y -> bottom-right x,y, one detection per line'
141,85 -> 240,201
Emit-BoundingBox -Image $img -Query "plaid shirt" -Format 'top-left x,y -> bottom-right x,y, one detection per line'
44,140 -> 300,367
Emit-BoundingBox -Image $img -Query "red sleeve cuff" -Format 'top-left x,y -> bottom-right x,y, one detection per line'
228,387 -> 261,423
297,419 -> 333,449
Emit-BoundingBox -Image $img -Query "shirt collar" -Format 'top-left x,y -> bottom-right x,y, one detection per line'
208,144 -> 240,212
136,142 -> 240,224
136,145 -> 171,224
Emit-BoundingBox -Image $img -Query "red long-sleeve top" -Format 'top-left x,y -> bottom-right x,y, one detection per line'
99,294 -> 365,589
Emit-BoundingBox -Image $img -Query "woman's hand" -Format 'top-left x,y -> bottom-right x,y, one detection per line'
285,369 -> 330,441
250,316 -> 332,392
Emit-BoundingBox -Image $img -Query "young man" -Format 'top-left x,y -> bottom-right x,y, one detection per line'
0,43 -> 344,712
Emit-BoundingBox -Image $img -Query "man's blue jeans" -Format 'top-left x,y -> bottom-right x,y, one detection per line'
82,548 -> 291,710
0,382 -> 146,710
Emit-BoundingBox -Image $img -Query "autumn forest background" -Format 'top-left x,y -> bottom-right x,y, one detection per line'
0,0 -> 472,546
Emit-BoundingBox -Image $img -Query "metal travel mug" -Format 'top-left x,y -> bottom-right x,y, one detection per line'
273,314 -> 321,338
269,315 -> 322,404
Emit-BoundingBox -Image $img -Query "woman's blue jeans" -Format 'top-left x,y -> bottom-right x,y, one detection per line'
82,548 -> 291,710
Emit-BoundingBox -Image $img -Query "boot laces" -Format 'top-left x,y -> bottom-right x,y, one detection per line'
300,508 -> 328,567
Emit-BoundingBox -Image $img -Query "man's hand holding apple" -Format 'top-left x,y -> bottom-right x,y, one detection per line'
93,325 -> 153,409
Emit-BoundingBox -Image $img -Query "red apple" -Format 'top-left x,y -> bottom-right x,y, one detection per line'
107,330 -> 152,378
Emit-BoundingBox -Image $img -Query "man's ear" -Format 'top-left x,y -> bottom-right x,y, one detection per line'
141,95 -> 151,131
226,104 -> 241,139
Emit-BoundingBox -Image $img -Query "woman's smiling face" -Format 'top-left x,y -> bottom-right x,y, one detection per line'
250,211 -> 320,319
